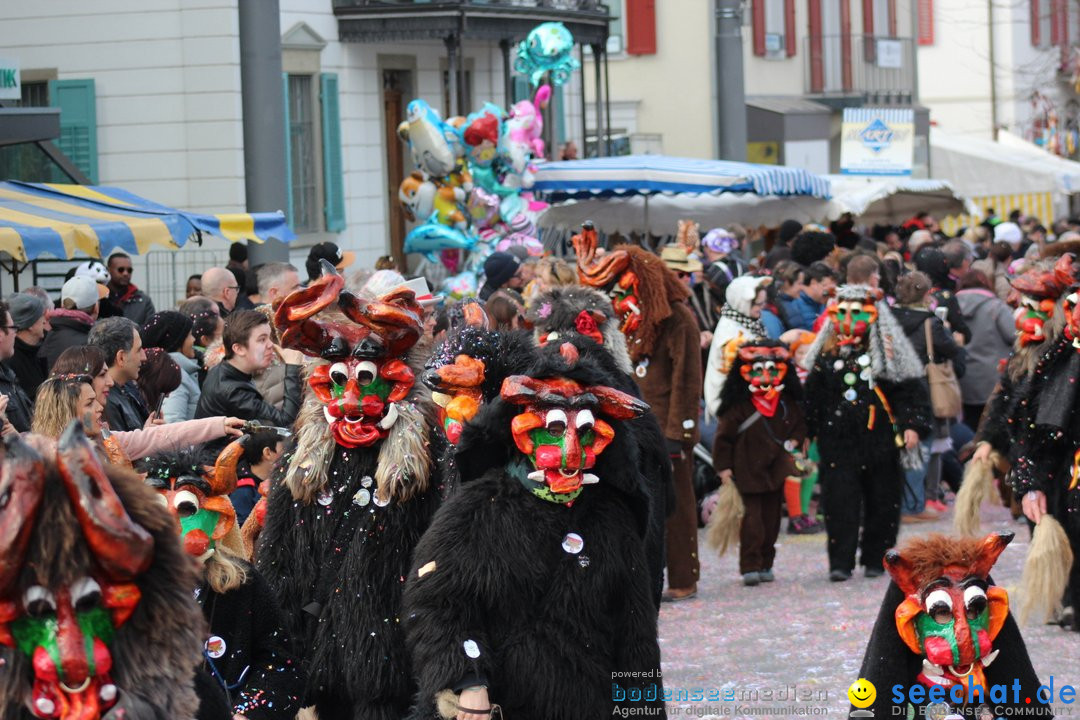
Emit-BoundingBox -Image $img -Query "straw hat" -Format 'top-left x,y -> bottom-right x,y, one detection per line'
660,245 -> 704,273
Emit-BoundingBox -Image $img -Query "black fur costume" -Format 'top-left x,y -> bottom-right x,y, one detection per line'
528,286 -> 673,606
0,432 -> 206,720
403,342 -> 665,720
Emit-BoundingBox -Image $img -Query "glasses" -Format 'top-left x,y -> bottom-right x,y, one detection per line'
115,267 -> 133,274
676,271 -> 692,279
225,286 -> 240,293
0,326 -> 14,334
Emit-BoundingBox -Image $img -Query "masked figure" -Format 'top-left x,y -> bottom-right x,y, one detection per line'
404,341 -> 664,720
141,442 -> 305,720
708,339 -> 807,585
0,425 -> 205,720
256,263 -> 441,720
855,531 -> 1051,718
802,284 -> 931,581
574,223 -> 703,601
527,286 -> 673,604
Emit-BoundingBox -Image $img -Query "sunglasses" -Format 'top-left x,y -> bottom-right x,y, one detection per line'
115,267 -> 133,274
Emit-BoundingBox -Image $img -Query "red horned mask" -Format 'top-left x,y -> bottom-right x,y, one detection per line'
275,262 -> 422,448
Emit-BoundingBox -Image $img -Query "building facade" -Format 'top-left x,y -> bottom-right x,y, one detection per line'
0,0 -> 607,303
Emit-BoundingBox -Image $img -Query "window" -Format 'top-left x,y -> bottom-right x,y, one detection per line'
753,0 -> 796,58
287,75 -> 318,234
16,81 -> 48,108
49,79 -> 98,183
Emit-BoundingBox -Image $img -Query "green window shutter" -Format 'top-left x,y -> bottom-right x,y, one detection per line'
48,79 -> 98,183
554,83 -> 566,145
320,72 -> 345,233
282,73 -> 294,230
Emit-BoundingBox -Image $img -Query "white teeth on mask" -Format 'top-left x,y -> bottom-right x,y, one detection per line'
527,470 -> 546,482
922,659 -> 945,678
582,473 -> 599,484
431,391 -> 451,408
379,402 -> 400,430
626,300 -> 641,315
981,649 -> 999,667
324,406 -> 335,425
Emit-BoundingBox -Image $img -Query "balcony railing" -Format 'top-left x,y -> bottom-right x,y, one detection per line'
334,0 -> 611,44
805,34 -> 914,103
333,0 -> 607,12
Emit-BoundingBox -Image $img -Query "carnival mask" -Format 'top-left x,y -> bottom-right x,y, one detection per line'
738,345 -> 789,417
885,531 -> 1012,693
571,223 -> 640,334
610,271 -> 642,334
1014,295 -> 1055,346
0,426 -> 154,720
276,261 -> 422,449
829,298 -> 878,345
423,303 -> 490,445
501,361 -> 649,504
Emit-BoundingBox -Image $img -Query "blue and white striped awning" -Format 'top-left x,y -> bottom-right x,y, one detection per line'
0,181 -> 295,262
532,155 -> 831,200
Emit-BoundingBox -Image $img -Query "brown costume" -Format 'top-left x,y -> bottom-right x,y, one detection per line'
574,226 -> 703,592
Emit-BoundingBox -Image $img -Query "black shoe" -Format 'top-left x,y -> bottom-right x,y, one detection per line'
829,569 -> 852,582
864,566 -> 884,578
759,568 -> 775,583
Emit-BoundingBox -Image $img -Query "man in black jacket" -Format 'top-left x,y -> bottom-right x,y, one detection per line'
40,275 -> 105,373
195,310 -> 304,439
89,316 -> 150,432
100,252 -> 156,326
4,293 -> 48,401
0,299 -> 35,432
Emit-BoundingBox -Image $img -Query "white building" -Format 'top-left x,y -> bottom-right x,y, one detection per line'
0,0 -> 606,304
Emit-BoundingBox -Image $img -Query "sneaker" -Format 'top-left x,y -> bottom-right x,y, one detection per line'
864,566 -> 884,578
901,509 -> 941,524
759,568 -> 775,583
925,499 -> 948,513
742,572 -> 761,586
829,569 -> 852,582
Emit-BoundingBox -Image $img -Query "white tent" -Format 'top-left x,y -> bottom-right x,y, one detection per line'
929,128 -> 1080,197
824,175 -> 978,224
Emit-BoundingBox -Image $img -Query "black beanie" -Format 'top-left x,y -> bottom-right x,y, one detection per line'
483,251 -> 521,291
778,219 -> 803,246
142,311 -> 195,354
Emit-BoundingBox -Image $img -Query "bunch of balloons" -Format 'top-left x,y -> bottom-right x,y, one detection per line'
397,22 -> 580,298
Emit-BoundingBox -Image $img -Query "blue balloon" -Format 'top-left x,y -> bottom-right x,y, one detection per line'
404,214 -> 478,263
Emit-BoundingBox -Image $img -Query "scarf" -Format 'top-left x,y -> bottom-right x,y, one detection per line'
719,304 -> 767,339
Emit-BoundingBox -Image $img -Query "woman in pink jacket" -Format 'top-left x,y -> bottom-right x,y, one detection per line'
31,374 -> 242,464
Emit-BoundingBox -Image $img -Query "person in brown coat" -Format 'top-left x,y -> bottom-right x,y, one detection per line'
574,225 -> 703,601
712,339 -> 806,585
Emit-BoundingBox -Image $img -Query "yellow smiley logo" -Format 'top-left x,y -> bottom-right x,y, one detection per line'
848,678 -> 876,708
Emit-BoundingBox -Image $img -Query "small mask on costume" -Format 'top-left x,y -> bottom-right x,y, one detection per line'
1014,295 -> 1055,346
275,261 -> 422,449
884,531 -> 1013,694
737,345 -> 789,417
610,270 -> 642,335
828,298 -> 878,346
501,362 -> 649,504
0,427 -> 154,720
145,443 -> 241,562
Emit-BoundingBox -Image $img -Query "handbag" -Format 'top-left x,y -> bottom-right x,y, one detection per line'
924,318 -> 962,419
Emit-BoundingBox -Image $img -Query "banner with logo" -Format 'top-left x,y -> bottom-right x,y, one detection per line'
840,107 -> 914,176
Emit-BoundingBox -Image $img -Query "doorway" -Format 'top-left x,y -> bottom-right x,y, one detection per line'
383,68 -> 413,271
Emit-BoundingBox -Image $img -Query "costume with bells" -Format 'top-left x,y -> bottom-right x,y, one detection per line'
855,532 -> 1051,718
256,263 -> 441,720
141,440 -> 305,720
573,222 -> 703,597
403,341 -> 664,720
0,425 -> 207,720
708,339 -> 807,581
802,284 -> 930,578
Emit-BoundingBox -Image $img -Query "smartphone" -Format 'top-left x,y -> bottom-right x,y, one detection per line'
154,394 -> 166,418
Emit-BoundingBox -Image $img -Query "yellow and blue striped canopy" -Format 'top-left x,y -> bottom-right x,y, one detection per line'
0,181 -> 295,262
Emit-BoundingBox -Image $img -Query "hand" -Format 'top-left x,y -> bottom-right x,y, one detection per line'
903,429 -> 919,450
972,441 -> 992,463
223,417 -> 245,437
1023,490 -> 1047,524
953,331 -> 966,346
277,345 -> 306,365
700,330 -> 713,349
144,411 -> 166,428
718,469 -> 733,484
0,395 -> 10,415
0,421 -> 15,438
456,687 -> 491,720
